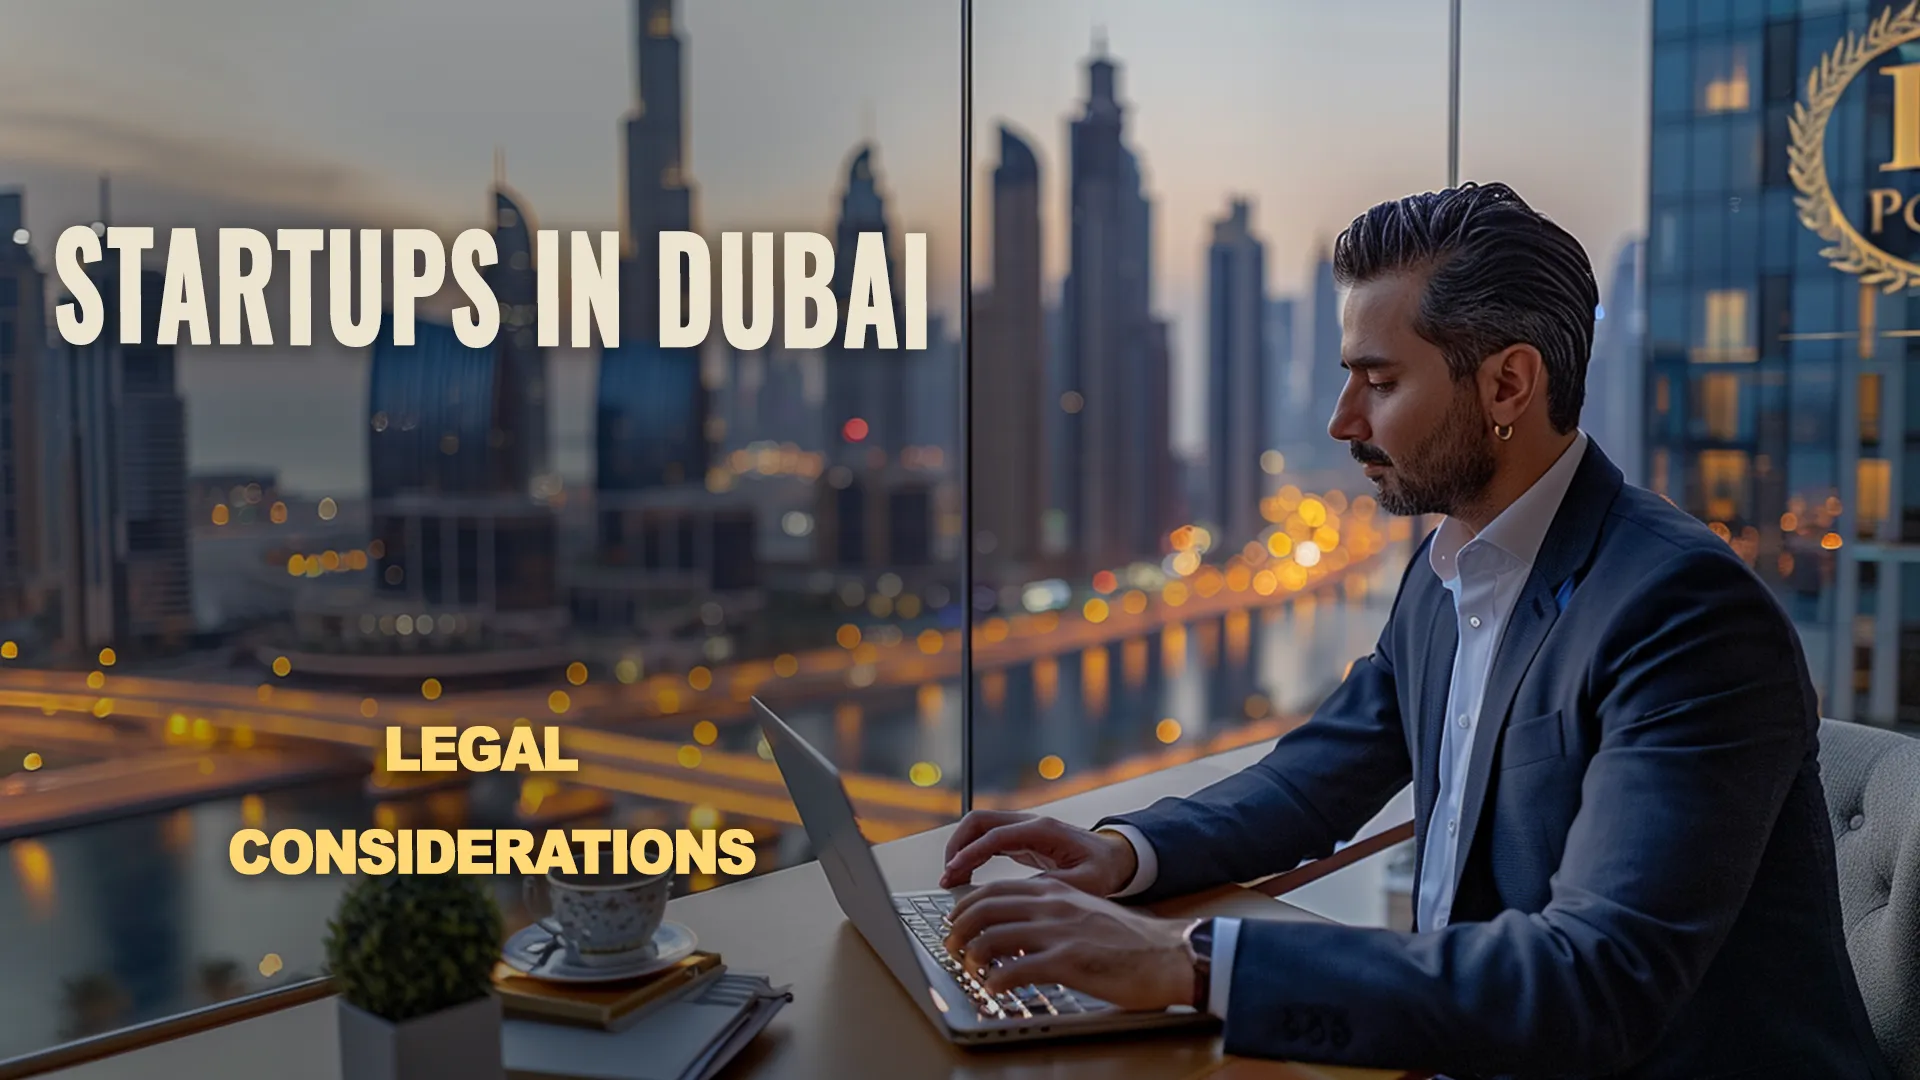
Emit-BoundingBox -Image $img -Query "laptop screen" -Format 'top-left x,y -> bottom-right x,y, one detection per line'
753,699 -> 950,1020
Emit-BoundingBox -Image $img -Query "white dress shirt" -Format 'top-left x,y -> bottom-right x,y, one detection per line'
1104,429 -> 1589,1019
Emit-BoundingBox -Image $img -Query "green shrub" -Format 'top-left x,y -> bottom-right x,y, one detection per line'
324,874 -> 503,1023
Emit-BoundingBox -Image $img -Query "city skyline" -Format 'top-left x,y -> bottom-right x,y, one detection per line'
0,0 -> 1651,494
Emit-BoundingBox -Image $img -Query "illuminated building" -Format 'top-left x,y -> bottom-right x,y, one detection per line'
1644,0 -> 1917,720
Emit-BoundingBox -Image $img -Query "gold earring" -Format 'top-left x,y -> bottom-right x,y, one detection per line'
1493,423 -> 1514,441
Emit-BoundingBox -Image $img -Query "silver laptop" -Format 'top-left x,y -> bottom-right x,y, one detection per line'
752,696 -> 1213,1045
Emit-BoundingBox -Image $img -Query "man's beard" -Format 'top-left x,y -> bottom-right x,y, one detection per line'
1350,387 -> 1498,517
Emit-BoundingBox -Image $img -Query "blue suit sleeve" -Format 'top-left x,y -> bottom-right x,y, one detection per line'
1206,547 -> 1819,1076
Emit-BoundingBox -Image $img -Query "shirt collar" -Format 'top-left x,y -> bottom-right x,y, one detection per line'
1428,429 -> 1589,584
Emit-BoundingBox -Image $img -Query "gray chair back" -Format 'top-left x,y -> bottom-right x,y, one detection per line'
1820,717 -> 1920,1079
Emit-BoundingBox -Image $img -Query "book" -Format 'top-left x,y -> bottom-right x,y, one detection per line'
492,951 -> 725,1032
502,972 -> 792,1080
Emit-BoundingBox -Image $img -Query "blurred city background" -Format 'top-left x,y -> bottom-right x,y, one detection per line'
1,0 -> 1910,1064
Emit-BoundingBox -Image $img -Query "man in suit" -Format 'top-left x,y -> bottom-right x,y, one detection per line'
938,183 -> 1891,1079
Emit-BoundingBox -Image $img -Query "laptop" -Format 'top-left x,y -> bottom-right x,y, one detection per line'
752,696 -> 1213,1045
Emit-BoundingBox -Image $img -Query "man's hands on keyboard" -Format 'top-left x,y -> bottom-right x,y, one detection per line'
942,876 -> 1199,1013
897,893 -> 1091,1021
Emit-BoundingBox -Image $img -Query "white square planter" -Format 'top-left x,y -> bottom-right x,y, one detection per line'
337,993 -> 505,1080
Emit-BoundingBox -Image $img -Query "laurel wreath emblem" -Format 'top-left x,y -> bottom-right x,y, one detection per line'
1791,0 -> 1920,292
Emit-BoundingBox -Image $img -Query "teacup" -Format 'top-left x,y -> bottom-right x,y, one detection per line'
524,869 -> 670,968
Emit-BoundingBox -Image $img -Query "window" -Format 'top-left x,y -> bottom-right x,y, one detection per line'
1691,119 -> 1731,195
1697,41 -> 1752,112
1765,20 -> 1799,103
1860,371 -> 1882,444
1655,42 -> 1693,118
1698,449 -> 1751,522
1697,371 -> 1742,440
1653,126 -> 1690,196
1858,458 -> 1891,539
1694,288 -> 1756,363
1655,0 -> 1693,40
1729,113 -> 1762,190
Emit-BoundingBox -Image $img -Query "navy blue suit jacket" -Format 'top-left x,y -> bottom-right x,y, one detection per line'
1101,440 -> 1891,1079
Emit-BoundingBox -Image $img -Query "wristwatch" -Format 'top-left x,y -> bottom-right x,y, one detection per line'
1182,917 -> 1215,1013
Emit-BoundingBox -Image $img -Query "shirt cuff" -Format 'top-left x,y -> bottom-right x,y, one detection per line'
1208,916 -> 1240,1021
1097,824 -> 1158,898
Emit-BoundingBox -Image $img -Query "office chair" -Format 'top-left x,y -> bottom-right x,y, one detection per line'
1820,717 -> 1920,1079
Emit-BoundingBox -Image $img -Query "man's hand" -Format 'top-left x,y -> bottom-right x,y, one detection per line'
942,877 -> 1196,1011
939,810 -> 1138,893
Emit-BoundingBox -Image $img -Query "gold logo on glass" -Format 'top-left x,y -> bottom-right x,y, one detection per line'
1793,1 -> 1920,292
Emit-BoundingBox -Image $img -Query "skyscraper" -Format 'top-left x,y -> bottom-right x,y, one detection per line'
623,0 -> 693,340
58,257 -> 193,654
490,181 -> 547,493
972,124 -> 1044,579
1299,247 -> 1344,469
346,309 -> 562,666
601,0 -> 707,505
0,191 -> 46,625
1265,296 -> 1298,452
1064,43 -> 1170,570
1206,198 -> 1269,546
826,143 -> 908,466
1643,0 -> 1907,722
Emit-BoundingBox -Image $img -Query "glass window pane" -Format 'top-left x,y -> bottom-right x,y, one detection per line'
0,0 -> 964,1062
1653,125 -> 1691,196
1692,119 -> 1731,194
1656,0 -> 1694,38
1655,41 -> 1694,119
970,2 -> 1426,850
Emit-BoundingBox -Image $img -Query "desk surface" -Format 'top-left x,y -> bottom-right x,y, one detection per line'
41,743 -> 1418,1080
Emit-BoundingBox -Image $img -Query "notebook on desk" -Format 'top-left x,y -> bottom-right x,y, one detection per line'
493,952 -> 726,1032
502,972 -> 791,1080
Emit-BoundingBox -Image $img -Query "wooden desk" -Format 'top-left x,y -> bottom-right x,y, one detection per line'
36,744 -> 1420,1080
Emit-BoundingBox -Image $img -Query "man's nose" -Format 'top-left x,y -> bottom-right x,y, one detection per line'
1327,378 -> 1368,445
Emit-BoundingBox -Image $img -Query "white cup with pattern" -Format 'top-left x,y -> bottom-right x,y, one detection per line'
523,869 -> 670,968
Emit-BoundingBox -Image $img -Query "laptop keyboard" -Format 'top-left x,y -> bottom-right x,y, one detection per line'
895,893 -> 1097,1021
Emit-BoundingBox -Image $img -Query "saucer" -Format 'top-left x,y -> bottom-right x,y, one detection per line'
500,921 -> 698,984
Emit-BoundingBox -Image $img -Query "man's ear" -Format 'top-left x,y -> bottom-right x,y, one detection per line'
1484,343 -> 1545,427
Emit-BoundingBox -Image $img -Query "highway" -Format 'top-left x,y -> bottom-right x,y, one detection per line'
0,502 -> 1410,840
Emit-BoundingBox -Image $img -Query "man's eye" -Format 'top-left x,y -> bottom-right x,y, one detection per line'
1368,381 -> 1394,395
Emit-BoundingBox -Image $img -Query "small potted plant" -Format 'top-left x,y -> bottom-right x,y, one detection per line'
325,874 -> 507,1080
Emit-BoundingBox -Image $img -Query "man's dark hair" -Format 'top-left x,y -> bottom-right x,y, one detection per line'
1331,182 -> 1598,434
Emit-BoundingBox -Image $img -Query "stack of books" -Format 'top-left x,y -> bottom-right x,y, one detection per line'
493,952 -> 791,1080
493,952 -> 727,1033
